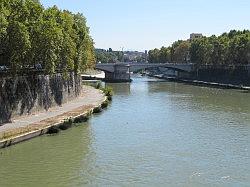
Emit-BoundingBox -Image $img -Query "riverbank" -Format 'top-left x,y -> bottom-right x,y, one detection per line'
0,85 -> 108,148
148,74 -> 250,91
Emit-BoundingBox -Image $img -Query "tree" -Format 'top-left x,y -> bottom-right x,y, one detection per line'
171,41 -> 190,63
0,0 -> 9,64
190,37 -> 211,66
148,48 -> 160,63
6,21 -> 31,72
73,13 -> 95,72
1,0 -> 96,74
58,11 -> 77,72
159,47 -> 171,63
150,30 -> 250,67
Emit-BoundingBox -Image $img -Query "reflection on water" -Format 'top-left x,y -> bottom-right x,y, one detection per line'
106,82 -> 131,96
0,75 -> 249,187
147,79 -> 250,115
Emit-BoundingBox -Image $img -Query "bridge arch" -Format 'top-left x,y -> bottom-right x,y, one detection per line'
95,62 -> 194,82
128,63 -> 193,73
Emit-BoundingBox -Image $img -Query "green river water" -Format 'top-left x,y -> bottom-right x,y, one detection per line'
0,76 -> 250,187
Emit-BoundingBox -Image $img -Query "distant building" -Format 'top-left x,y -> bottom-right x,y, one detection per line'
190,33 -> 203,40
95,48 -> 107,52
123,51 -> 147,63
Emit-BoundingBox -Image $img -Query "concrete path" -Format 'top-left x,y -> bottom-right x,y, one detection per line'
82,72 -> 105,79
0,86 -> 105,133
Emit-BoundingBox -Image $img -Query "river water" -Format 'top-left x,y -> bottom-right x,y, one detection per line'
0,76 -> 250,187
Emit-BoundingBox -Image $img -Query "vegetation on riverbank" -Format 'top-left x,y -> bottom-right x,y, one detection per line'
83,81 -> 114,100
101,87 -> 113,98
148,30 -> 250,66
95,49 -> 147,63
0,0 -> 95,74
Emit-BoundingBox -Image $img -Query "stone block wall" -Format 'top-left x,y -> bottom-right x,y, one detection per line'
0,72 -> 82,124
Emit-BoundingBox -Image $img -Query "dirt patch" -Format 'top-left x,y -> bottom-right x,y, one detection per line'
0,104 -> 95,140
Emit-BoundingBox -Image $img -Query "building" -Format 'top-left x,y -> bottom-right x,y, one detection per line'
190,33 -> 203,40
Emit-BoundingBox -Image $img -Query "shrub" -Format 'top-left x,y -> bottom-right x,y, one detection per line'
47,126 -> 60,134
101,87 -> 113,97
59,118 -> 73,130
95,82 -> 102,89
101,101 -> 109,109
93,106 -> 102,114
74,115 -> 90,123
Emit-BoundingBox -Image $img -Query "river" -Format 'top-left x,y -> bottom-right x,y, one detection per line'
0,76 -> 250,187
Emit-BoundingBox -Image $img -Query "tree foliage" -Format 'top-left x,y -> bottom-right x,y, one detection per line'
149,30 -> 250,66
95,49 -> 124,63
0,0 -> 95,74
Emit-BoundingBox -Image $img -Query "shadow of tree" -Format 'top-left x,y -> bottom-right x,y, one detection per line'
0,73 -> 82,125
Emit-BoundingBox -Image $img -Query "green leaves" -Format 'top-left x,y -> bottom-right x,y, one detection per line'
149,41 -> 190,64
148,48 -> 160,63
95,50 -> 124,64
149,30 -> 250,67
7,21 -> 31,71
1,0 -> 95,74
171,41 -> 190,63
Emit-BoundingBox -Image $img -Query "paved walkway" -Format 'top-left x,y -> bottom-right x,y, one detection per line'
82,72 -> 105,79
0,86 -> 105,133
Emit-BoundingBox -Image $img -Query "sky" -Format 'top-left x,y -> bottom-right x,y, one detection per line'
40,0 -> 250,51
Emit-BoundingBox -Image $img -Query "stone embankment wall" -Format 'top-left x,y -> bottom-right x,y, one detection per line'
148,66 -> 250,85
0,73 -> 82,124
195,67 -> 250,85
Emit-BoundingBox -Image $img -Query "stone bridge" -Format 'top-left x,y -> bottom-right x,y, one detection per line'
95,62 -> 195,82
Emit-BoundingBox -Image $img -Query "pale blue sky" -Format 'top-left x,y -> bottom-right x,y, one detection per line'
40,0 -> 250,51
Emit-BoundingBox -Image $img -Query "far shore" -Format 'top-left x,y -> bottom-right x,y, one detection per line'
147,73 -> 250,91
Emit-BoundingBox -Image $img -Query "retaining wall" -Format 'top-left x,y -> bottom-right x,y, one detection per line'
0,72 -> 82,124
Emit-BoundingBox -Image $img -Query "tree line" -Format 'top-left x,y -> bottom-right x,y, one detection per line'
148,30 -> 250,67
95,48 -> 148,63
0,0 -> 95,74
95,48 -> 124,63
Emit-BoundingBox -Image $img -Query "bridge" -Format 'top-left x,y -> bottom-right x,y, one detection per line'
95,62 -> 195,82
